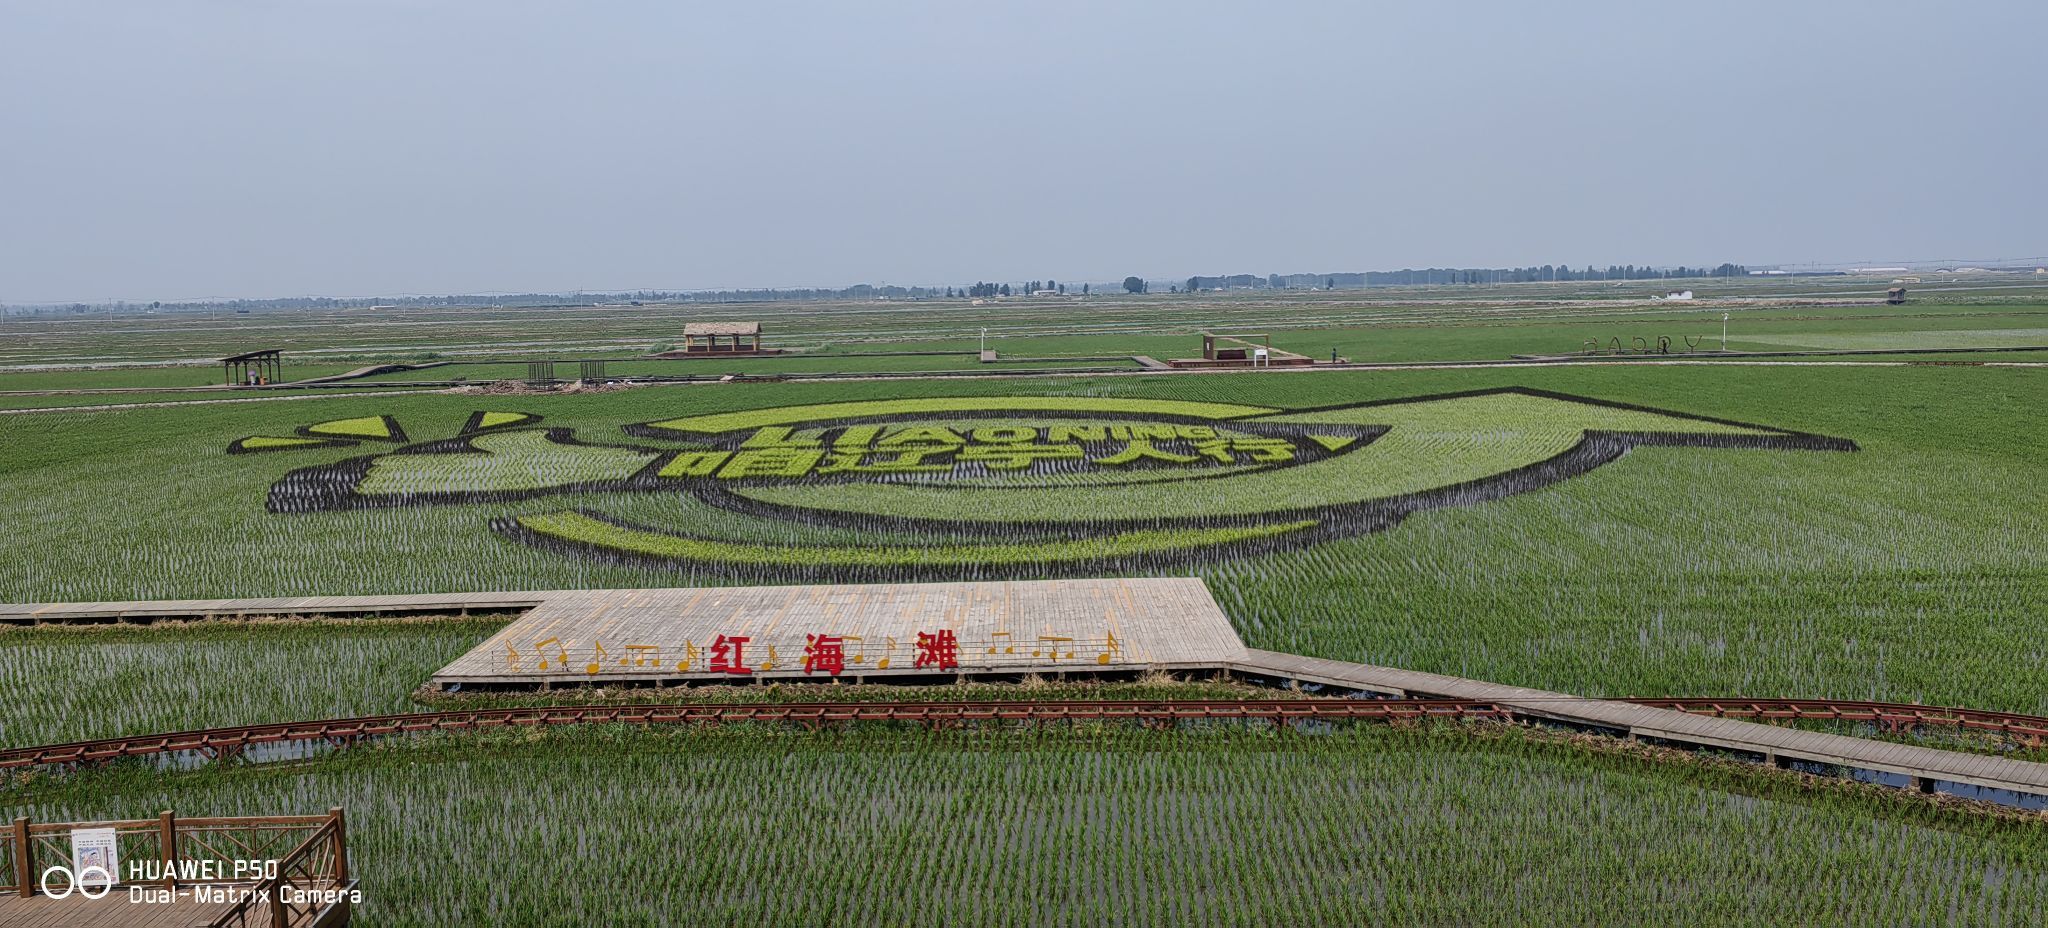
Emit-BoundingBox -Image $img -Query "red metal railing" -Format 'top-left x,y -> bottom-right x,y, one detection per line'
1,697 -> 2040,774
1622,698 -> 2048,743
0,700 -> 1512,770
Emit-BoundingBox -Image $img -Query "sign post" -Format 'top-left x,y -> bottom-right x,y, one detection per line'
70,828 -> 118,891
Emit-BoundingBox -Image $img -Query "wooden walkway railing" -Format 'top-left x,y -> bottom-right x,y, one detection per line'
3,698 -> 2040,777
2,810 -> 345,912
1625,697 -> 2048,743
0,700 -> 1519,773
204,810 -> 351,928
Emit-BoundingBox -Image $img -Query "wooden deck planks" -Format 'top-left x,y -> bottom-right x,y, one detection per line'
433,578 -> 1247,686
1236,649 -> 2048,797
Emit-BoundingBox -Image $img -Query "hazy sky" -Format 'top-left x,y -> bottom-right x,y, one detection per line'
4,1 -> 2043,301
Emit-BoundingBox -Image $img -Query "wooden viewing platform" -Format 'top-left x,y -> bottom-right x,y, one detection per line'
432,578 -> 1247,688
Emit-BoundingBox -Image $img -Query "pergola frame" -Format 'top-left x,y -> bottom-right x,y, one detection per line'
220,349 -> 282,386
1200,332 -> 1273,362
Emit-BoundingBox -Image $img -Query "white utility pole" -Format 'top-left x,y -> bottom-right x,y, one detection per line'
1721,312 -> 1730,351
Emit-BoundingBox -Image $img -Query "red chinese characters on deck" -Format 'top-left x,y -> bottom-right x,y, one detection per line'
710,634 -> 753,675
504,626 -> 1122,677
915,629 -> 960,671
802,634 -> 846,676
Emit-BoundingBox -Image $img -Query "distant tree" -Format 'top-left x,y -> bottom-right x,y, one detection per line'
1325,277 -> 1334,289
1081,283 -> 1090,295
1122,276 -> 1147,294
1000,283 -> 1011,297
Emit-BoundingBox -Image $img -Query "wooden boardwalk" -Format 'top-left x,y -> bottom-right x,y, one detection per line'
433,578 -> 1247,687
4,585 -> 2042,803
1235,650 -> 2048,800
0,591 -> 546,624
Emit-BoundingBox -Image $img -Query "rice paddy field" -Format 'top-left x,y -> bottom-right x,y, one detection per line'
2,363 -> 2041,712
2,284 -> 2043,926
10,725 -> 2046,927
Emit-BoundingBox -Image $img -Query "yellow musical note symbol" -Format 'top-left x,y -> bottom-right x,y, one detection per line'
1034,635 -> 1075,661
1096,631 -> 1122,666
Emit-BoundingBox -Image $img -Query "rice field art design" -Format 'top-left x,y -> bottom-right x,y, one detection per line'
234,388 -> 1856,578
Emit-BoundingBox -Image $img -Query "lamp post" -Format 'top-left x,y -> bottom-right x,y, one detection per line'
1721,312 -> 1729,352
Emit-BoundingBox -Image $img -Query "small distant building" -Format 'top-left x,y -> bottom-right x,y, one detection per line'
1166,332 -> 1317,369
1658,290 -> 1695,301
652,321 -> 780,359
1030,289 -> 1060,297
682,321 -> 762,354
1886,287 -> 1908,305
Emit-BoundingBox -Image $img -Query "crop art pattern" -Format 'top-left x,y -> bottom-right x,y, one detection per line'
231,389 -> 1855,577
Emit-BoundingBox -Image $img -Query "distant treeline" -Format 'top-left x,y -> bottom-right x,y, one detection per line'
1188,264 -> 1748,291
11,263 -> 1757,315
7,287 -> 960,315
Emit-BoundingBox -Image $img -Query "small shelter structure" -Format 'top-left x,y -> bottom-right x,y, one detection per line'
221,349 -> 283,386
683,321 -> 762,353
1167,332 -> 1317,369
653,322 -> 781,358
1886,286 -> 1908,305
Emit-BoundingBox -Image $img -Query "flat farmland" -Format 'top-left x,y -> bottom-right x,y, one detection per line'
3,288 -> 2043,928
2,363 -> 2039,714
6,280 -> 2046,378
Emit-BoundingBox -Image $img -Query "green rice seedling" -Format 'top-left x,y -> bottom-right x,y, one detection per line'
7,724 -> 2044,927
